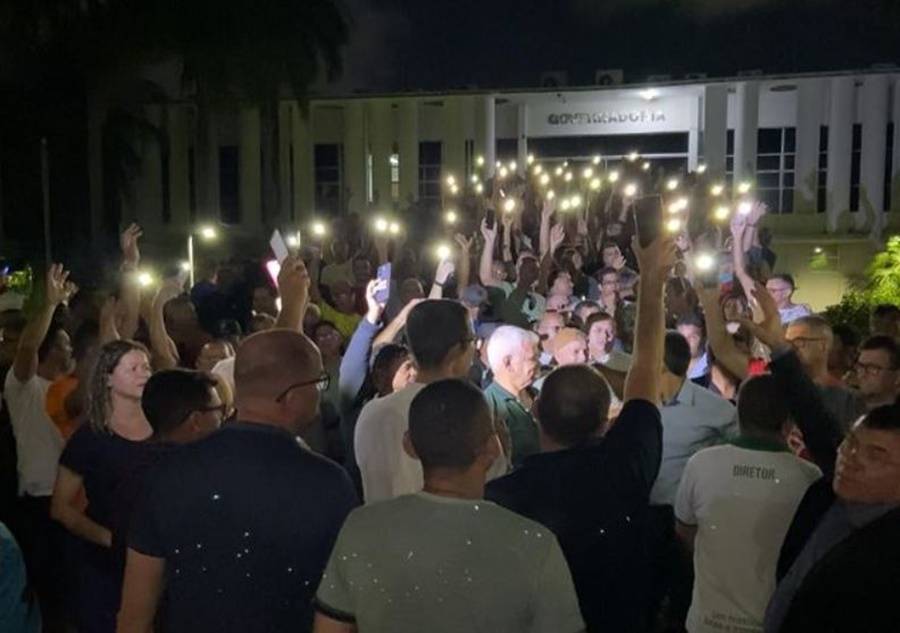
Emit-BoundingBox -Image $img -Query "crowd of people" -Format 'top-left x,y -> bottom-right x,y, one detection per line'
1,156 -> 899,633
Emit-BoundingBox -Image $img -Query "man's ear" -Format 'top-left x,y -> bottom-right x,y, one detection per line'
402,431 -> 418,460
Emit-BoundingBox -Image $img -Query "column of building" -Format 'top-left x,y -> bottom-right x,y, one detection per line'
291,104 -> 315,221
702,84 -> 728,180
167,103 -> 191,234
442,96 -> 466,185
367,99 -> 394,208
733,81 -> 759,186
343,101 -> 368,215
793,79 -> 826,214
825,77 -> 855,233
239,106 -> 263,233
858,74 -> 889,235
398,99 -> 419,206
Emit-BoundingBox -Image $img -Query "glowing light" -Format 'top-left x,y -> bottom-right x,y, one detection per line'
311,222 -> 327,237
675,197 -> 689,211
498,166 -> 509,179
738,201 -> 753,215
476,155 -> 485,167
592,155 -> 602,165
639,88 -> 659,101
714,205 -> 731,221
503,198 -> 517,213
642,161 -> 651,171
570,194 -> 583,208
527,154 -> 535,165
697,163 -> 708,174
560,199 -> 571,211
539,173 -> 551,186
555,166 -> 564,176
445,210 -> 458,224
710,184 -> 725,196
666,218 -> 683,233
813,246 -> 823,254
475,183 -> 484,194
623,183 -> 638,197
533,164 -> 543,176
509,160 -> 518,172
471,174 -> 480,184
137,271 -> 155,287
286,234 -> 300,248
435,244 -> 452,260
449,184 -> 459,195
374,218 -> 389,233
590,178 -> 601,190
388,221 -> 401,235
627,151 -> 639,162
446,175 -> 456,187
609,170 -> 621,183
695,253 -> 716,272
738,181 -> 753,194
582,167 -> 594,179
199,226 -> 217,240
546,190 -> 556,200
564,171 -> 573,182
179,261 -> 191,272
666,178 -> 679,191
495,161 -> 502,169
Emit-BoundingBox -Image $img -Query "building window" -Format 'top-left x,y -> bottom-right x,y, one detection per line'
755,127 -> 795,214
314,144 -> 342,216
850,123 -> 862,212
817,126 -> 828,213
884,123 -> 893,212
390,153 -> 400,202
418,141 -> 442,205
219,146 -> 240,224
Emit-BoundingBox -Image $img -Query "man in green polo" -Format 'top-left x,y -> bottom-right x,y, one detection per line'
483,325 -> 542,468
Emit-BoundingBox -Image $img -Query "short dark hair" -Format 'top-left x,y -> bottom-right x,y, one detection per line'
831,324 -> 860,349
406,300 -> 471,371
38,323 -> 66,363
312,320 -> 341,339
859,336 -> 900,370
583,311 -> 614,334
537,365 -> 611,447
597,266 -> 618,281
663,331 -> 692,377
676,312 -> 705,333
737,375 -> 791,435
770,274 -> 796,290
862,403 -> 900,432
141,369 -> 219,438
601,242 -> 620,252
408,379 -> 494,470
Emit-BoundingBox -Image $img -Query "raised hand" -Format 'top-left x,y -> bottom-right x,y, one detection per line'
365,278 -> 388,324
480,217 -> 497,243
155,279 -> 184,306
747,200 -> 768,226
549,223 -> 566,254
120,223 -> 143,267
435,259 -> 456,285
46,264 -> 73,306
277,255 -> 311,310
632,234 -> 677,284
739,282 -> 787,351
454,233 -> 474,254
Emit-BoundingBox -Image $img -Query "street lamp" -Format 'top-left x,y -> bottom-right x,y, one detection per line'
187,224 -> 218,288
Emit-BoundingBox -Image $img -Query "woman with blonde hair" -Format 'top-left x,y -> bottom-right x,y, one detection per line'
51,339 -> 153,633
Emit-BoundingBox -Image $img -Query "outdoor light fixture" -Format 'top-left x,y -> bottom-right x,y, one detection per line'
555,166 -> 564,176
471,174 -> 480,184
475,183 -> 484,194
509,160 -> 518,172
286,233 -> 300,248
546,190 -> 556,200
179,261 -> 191,272
623,183 -> 638,197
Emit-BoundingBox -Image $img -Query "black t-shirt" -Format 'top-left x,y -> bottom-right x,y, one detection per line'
59,423 -> 153,571
485,398 -> 662,633
129,422 -> 359,633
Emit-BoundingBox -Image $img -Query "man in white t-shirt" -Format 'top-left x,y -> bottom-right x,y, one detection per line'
355,300 -> 507,503
316,379 -> 584,633
675,374 -> 822,633
5,264 -> 76,630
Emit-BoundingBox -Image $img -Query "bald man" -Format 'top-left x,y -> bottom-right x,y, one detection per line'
119,329 -> 358,633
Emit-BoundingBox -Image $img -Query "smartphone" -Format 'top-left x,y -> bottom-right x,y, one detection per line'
270,229 -> 289,264
374,263 -> 391,304
633,195 -> 663,248
485,208 -> 496,230
693,253 -> 719,289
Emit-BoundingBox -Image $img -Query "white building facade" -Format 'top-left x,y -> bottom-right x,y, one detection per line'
126,69 -> 900,309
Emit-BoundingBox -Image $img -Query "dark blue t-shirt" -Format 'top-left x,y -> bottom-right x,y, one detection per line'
129,422 -> 359,633
486,399 -> 662,633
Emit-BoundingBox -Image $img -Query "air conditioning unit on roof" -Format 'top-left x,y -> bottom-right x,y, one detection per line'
540,71 -> 568,88
594,69 -> 624,86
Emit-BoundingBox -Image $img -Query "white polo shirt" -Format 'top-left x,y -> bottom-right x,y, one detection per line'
675,441 -> 821,633
4,368 -> 63,497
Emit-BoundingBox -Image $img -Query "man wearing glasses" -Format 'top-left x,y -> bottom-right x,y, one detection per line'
119,330 -> 358,633
854,336 -> 900,411
785,315 -> 866,430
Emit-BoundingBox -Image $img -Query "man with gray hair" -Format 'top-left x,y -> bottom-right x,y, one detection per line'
484,325 -> 541,468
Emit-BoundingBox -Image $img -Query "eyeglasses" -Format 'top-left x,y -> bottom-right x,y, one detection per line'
274,372 -> 331,402
787,337 -> 826,348
855,362 -> 894,376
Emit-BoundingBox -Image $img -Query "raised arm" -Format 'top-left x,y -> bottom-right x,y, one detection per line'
339,280 -> 386,408
478,218 -> 503,289
429,260 -> 455,300
730,210 -> 763,322
373,298 -> 423,348
116,223 -> 142,340
539,198 -> 555,258
536,224 -> 565,296
12,264 -> 74,383
624,235 -> 676,404
696,285 -> 749,380
740,284 -> 843,477
307,249 -> 324,304
99,296 -> 121,344
148,282 -> 182,370
453,233 -> 473,295
274,255 -> 310,332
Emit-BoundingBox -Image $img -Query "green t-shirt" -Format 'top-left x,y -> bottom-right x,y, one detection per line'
315,493 -> 584,633
484,382 -> 540,468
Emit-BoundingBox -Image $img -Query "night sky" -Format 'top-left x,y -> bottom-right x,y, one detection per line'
332,0 -> 900,93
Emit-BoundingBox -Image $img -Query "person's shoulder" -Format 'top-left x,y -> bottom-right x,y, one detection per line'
691,381 -> 735,411
485,466 -> 530,505
619,398 -> 661,421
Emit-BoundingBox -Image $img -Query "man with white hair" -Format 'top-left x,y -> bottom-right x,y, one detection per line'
484,326 -> 541,468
